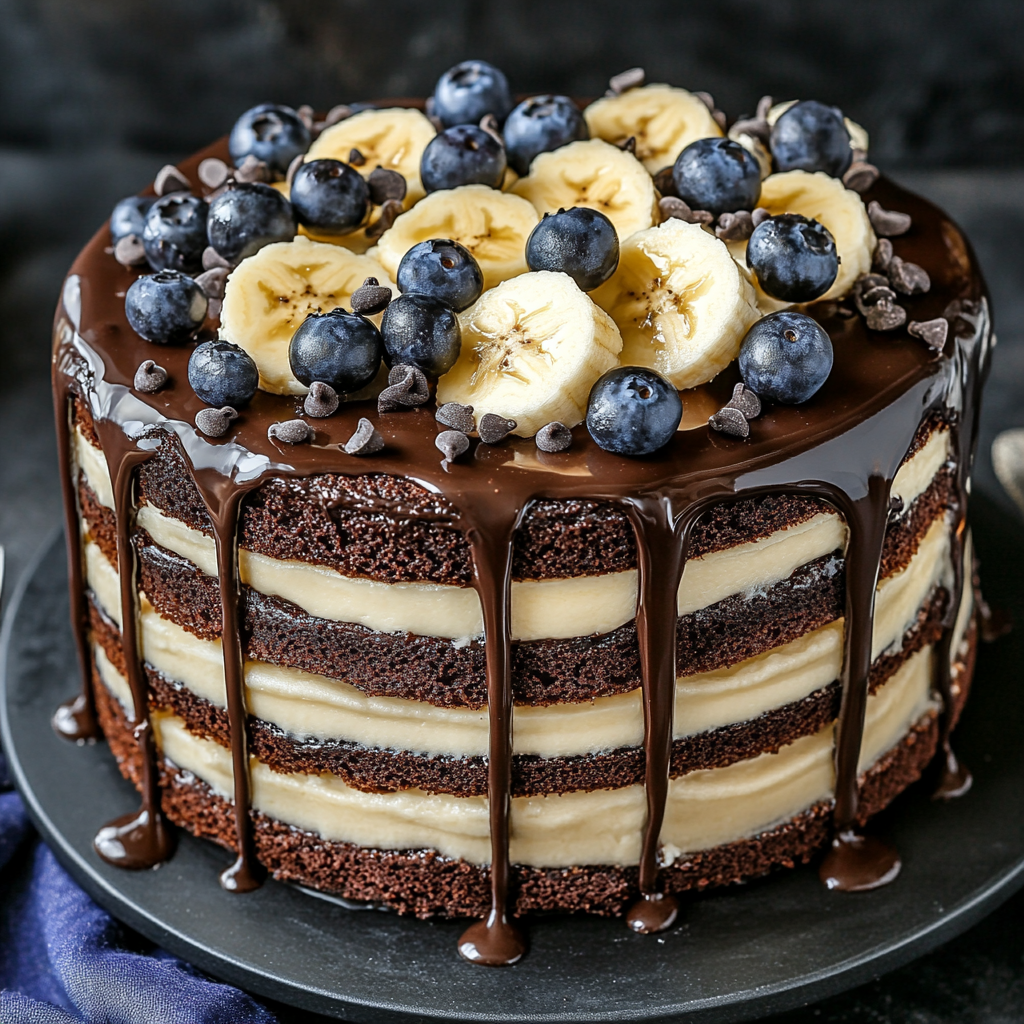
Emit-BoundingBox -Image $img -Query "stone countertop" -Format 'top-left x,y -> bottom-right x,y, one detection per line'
2,155 -> 1023,1022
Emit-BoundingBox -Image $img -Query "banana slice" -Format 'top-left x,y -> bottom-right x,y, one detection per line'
219,235 -> 395,395
591,219 -> 760,390
584,85 -> 722,173
374,184 -> 539,291
511,139 -> 657,241
436,271 -> 622,436
305,107 -> 436,207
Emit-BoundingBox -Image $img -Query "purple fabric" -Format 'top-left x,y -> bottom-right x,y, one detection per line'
0,749 -> 278,1023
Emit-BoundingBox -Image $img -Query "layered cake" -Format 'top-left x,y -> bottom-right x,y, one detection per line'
52,62 -> 992,965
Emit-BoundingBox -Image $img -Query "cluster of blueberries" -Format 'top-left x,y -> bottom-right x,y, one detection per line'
110,58 -> 854,458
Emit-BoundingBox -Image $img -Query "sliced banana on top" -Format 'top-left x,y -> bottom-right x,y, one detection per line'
511,139 -> 657,241
436,271 -> 622,437
305,107 -> 436,207
219,235 -> 395,395
584,85 -> 723,174
591,219 -> 760,390
374,184 -> 539,291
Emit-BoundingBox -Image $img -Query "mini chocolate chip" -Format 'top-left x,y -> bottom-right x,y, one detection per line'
365,198 -> 404,240
427,113 -> 445,133
715,210 -> 754,241
304,381 -> 340,417
659,196 -> 713,225
350,277 -> 393,314
202,245 -> 233,271
322,104 -> 352,128
234,154 -> 271,183
207,297 -> 222,320
617,136 -> 637,154
842,161 -> 879,193
134,359 -> 168,393
729,117 -> 771,146
851,148 -> 868,165
344,417 -> 385,455
872,238 -> 893,272
608,67 -> 645,95
114,234 -> 147,268
286,154 -> 304,187
436,402 -> 476,433
479,114 -> 503,145
694,91 -> 716,113
887,256 -> 931,295
367,167 -> 407,205
296,104 -> 314,130
198,157 -> 230,190
268,418 -> 312,444
195,406 -> 237,438
535,421 -> 572,453
866,300 -> 907,332
709,407 -> 750,438
751,207 -> 772,228
756,95 -> 774,121
725,382 -> 761,419
712,109 -> 727,132
378,364 -> 430,412
348,148 -> 366,167
436,429 -> 470,463
195,267 -> 229,300
908,318 -> 949,352
867,200 -> 912,237
652,166 -> 677,197
478,413 -> 516,445
154,164 -> 191,196
862,284 -> 898,306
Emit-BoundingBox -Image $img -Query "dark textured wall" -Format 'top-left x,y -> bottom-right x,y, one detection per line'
2,0 -> 1023,167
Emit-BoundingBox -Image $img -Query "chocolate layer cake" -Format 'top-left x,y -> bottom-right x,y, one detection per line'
52,66 -> 992,965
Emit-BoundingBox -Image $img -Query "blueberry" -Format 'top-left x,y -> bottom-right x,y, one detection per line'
397,239 -> 483,312
124,270 -> 208,344
432,60 -> 512,129
746,214 -> 839,303
671,138 -> 761,216
110,195 -> 154,242
229,103 -> 311,175
420,125 -> 506,193
526,208 -> 618,291
290,159 -> 370,235
586,367 -> 682,456
206,182 -> 296,263
503,95 -> 589,176
770,100 -> 852,178
380,294 -> 461,378
738,311 -> 833,405
142,193 -> 209,273
188,340 -> 260,407
288,308 -> 383,395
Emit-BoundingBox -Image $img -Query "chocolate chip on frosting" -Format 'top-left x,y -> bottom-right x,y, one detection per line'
729,117 -> 771,146
608,67 -> 645,95
114,233 -> 148,268
234,154 -> 271,183
865,300 -> 907,332
715,210 -> 754,241
364,199 -> 404,240
725,382 -> 761,420
617,136 -> 637,155
756,95 -> 774,121
348,147 -> 367,167
658,197 -> 713,226
202,245 -> 232,271
344,417 -> 385,456
198,157 -> 230,190
709,406 -> 750,438
535,421 -> 572,453
350,277 -> 392,314
367,167 -> 407,205
751,207 -> 772,228
134,359 -> 168,393
843,161 -> 880,194
887,256 -> 931,295
154,164 -> 191,196
436,402 -> 476,434
378,364 -> 430,413
867,200 -> 912,237
320,104 -> 352,129
296,104 -> 315,130
478,413 -> 517,445
436,429 -> 470,463
286,154 -> 304,187
195,267 -> 228,300
908,318 -> 949,352
872,238 -> 893,273
195,406 -> 238,437
479,114 -> 503,145
303,381 -> 340,418
268,418 -> 312,444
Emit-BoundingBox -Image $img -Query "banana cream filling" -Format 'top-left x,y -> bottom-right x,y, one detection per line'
83,513 -> 949,759
94,642 -> 937,867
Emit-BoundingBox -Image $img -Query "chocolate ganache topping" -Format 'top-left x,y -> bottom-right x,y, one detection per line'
53,94 -> 991,966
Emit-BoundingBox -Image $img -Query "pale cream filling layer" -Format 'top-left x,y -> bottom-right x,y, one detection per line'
94,642 -> 936,867
73,426 -> 949,643
84,513 -> 949,759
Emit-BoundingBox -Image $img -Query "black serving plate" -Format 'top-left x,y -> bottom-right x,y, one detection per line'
3,493 -> 1024,1024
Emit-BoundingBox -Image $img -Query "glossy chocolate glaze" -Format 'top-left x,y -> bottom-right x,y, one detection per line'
52,125 -> 991,963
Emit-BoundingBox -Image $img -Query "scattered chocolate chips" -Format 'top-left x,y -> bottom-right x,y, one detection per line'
348,148 -> 367,167
202,245 -> 232,271
134,359 -> 168,393
725,381 -> 761,420
872,238 -> 893,273
478,413 -> 517,445
694,91 -> 715,113
113,233 -> 147,268
728,117 -> 770,146
364,198 -> 404,240
268,418 -> 312,444
861,284 -> 898,306
751,207 -> 772,228
195,407 -> 238,438
350,277 -> 392,314
367,167 -> 407,205
344,417 -> 385,456
198,157 -> 230,190
303,381 -> 340,418
378,364 -> 430,412
195,267 -> 229,300
479,113 -> 503,145
436,402 -> 476,433
756,95 -> 774,121
865,301 -> 907,332
286,154 -> 304,187
708,406 -> 749,438
715,210 -> 754,241
296,104 -> 315,130
652,166 -> 676,197
617,136 -> 637,155
711,109 -> 727,132
658,196 -> 713,226
321,104 -> 352,129
867,200 -> 912,237
234,154 -> 272,183
154,164 -> 191,196
842,161 -> 880,193
908,318 -> 949,352
436,429 -> 470,463
608,67 -> 645,95
535,421 -> 572,453
887,256 -> 931,295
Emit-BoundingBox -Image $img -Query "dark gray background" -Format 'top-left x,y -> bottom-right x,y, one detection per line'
2,2 -> 1024,1020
